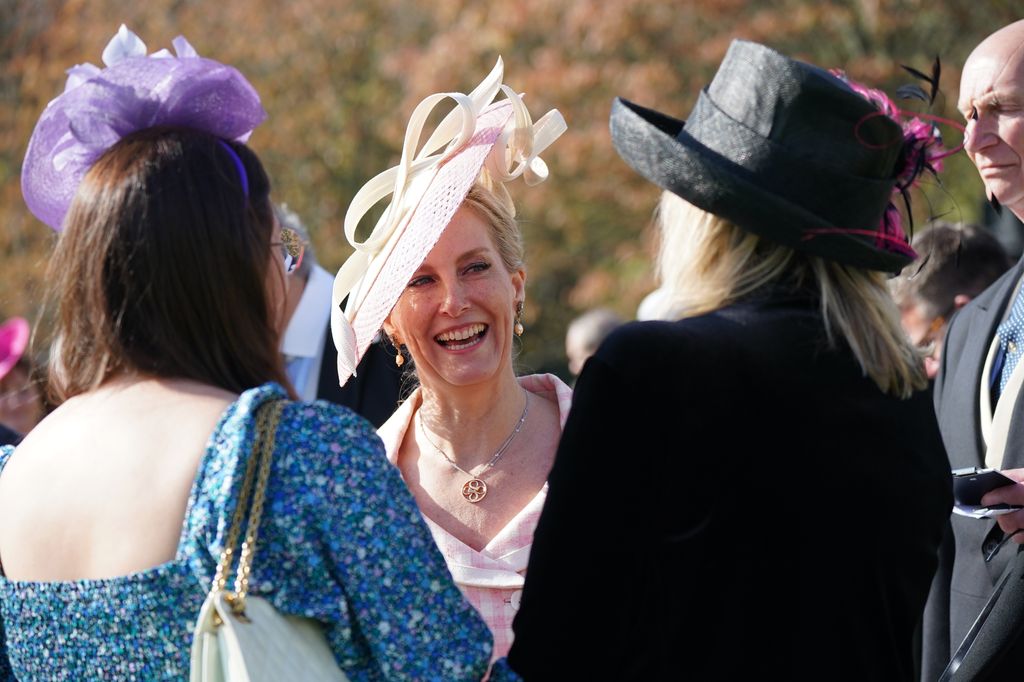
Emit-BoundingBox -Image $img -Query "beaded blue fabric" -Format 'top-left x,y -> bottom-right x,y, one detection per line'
0,383 -> 501,681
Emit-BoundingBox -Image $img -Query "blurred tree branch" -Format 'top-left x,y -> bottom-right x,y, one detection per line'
1,0 -> 1020,376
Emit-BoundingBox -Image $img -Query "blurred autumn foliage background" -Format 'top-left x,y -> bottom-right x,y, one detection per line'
1,0 -> 1022,378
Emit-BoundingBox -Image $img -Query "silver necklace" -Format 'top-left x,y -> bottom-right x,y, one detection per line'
417,390 -> 530,503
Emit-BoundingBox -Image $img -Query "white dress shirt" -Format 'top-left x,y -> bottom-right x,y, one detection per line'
280,264 -> 334,401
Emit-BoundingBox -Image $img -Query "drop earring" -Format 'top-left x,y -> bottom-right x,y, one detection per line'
514,301 -> 525,337
390,335 -> 405,367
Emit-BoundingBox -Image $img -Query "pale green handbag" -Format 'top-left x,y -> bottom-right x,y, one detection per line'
190,400 -> 349,682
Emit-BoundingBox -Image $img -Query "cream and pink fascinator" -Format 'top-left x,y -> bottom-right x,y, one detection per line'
331,58 -> 566,386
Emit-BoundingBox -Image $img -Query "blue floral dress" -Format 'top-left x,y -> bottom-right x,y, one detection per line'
0,383 -> 509,681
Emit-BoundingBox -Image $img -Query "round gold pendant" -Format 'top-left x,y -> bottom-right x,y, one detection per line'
462,478 -> 488,503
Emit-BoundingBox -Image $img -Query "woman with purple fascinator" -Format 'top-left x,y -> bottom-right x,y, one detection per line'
0,26 -> 500,680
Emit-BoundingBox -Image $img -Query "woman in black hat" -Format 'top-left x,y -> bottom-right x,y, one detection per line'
507,40 -> 952,679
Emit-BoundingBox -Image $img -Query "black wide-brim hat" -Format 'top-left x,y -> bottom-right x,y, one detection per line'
610,39 -> 912,272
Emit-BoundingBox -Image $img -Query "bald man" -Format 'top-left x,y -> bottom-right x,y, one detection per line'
923,19 -> 1024,679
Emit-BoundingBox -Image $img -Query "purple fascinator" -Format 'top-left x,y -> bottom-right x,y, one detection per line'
22,25 -> 267,231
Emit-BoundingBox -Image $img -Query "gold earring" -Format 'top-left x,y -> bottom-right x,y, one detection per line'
514,302 -> 524,337
390,334 -> 405,367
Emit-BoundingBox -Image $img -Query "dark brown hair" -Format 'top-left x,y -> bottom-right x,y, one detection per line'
46,126 -> 291,401
891,222 -> 1013,320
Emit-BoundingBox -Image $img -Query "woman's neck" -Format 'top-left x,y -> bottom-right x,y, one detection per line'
416,371 -> 527,470
84,373 -> 237,404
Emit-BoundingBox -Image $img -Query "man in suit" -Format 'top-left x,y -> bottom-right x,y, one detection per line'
923,19 -> 1024,679
277,204 -> 403,427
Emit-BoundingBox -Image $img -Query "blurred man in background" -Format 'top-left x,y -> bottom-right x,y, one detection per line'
891,222 -> 1011,380
277,204 -> 403,426
564,307 -> 623,377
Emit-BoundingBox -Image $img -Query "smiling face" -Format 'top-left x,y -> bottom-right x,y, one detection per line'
384,205 -> 525,391
959,21 -> 1024,220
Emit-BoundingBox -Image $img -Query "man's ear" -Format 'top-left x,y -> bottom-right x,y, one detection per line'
953,294 -> 972,310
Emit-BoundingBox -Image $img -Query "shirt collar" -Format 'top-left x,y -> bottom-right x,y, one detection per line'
280,264 -> 333,358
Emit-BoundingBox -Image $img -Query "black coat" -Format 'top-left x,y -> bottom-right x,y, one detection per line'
508,292 -> 951,680
315,326 -> 405,429
926,258 -> 1024,680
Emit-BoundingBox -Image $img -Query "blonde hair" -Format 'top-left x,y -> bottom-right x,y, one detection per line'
463,174 -> 524,274
652,191 -> 927,398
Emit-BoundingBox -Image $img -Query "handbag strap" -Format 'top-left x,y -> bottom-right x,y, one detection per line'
209,399 -> 285,616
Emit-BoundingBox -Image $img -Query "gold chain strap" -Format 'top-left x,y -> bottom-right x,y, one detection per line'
210,399 -> 285,617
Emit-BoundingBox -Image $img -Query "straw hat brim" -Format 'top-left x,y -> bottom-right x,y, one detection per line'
610,97 -> 912,273
332,101 -> 515,383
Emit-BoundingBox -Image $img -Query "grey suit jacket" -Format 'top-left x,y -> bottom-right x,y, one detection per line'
927,258 -> 1024,679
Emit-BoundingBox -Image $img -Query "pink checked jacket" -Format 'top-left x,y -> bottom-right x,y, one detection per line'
377,373 -> 572,660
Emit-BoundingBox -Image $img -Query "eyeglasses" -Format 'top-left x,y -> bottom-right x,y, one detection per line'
272,227 -> 305,275
919,314 -> 947,348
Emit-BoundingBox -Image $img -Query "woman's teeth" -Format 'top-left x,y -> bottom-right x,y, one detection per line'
435,323 -> 487,349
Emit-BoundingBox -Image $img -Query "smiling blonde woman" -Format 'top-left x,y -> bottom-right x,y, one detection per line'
330,61 -> 568,662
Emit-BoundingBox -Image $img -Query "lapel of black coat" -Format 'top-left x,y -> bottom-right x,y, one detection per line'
315,318 -> 345,404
